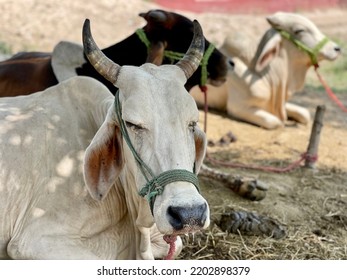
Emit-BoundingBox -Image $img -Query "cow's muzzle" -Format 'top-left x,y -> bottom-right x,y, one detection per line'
167,203 -> 208,232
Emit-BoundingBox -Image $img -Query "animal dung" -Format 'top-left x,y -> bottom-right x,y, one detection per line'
218,209 -> 286,239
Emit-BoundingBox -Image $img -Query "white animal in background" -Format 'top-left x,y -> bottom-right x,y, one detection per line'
191,12 -> 341,129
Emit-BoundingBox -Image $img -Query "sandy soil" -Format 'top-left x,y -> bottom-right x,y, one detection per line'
0,0 -> 346,259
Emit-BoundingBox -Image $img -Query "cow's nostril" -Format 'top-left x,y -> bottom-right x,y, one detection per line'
167,206 -> 184,230
334,46 -> 341,53
167,203 -> 207,231
228,58 -> 235,69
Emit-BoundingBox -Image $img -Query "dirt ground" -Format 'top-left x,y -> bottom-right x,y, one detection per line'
0,0 -> 346,259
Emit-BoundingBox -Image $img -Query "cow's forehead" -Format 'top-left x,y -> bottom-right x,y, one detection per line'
118,64 -> 199,122
269,12 -> 319,33
117,64 -> 186,93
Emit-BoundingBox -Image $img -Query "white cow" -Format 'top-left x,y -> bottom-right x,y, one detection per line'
191,12 -> 341,129
0,20 -> 209,259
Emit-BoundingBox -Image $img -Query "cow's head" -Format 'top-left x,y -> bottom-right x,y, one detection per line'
82,19 -> 210,239
139,9 -> 232,90
253,12 -> 341,72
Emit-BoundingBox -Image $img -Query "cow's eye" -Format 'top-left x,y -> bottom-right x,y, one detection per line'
294,29 -> 304,35
125,121 -> 143,132
188,121 -> 197,132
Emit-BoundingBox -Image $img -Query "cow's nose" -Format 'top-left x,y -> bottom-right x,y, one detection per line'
334,46 -> 341,53
167,203 -> 208,231
228,58 -> 235,69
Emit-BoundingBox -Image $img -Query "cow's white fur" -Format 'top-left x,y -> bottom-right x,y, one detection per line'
0,62 -> 209,259
191,12 -> 340,129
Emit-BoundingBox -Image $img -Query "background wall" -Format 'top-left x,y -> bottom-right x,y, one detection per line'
155,0 -> 346,13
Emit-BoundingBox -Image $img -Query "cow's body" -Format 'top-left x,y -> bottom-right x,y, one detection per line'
0,74 -> 207,259
0,19 -> 209,259
0,9 -> 229,97
0,78 -> 139,259
191,12 -> 340,129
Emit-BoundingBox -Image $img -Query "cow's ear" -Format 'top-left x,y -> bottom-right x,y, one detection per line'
254,32 -> 281,72
84,119 -> 124,201
194,126 -> 207,174
146,41 -> 166,66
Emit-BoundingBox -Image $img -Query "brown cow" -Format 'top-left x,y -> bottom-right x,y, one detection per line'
0,52 -> 58,96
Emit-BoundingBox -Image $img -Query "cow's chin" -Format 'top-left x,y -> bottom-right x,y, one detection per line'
158,223 -> 207,237
172,225 -> 204,236
321,48 -> 341,61
160,227 -> 203,259
325,52 -> 340,61
154,212 -> 210,236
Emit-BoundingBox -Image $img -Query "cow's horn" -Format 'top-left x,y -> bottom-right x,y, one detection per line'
176,20 -> 205,79
82,19 -> 121,85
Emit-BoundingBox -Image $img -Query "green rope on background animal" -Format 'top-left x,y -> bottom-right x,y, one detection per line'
136,28 -> 151,49
114,91 -> 200,214
279,30 -> 329,67
135,28 -> 214,86
200,43 -> 215,86
163,50 -> 184,64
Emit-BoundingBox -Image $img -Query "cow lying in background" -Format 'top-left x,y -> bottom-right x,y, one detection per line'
191,12 -> 340,129
0,9 -> 230,97
0,19 -> 209,259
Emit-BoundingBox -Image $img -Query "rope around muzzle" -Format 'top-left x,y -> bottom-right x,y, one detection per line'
114,91 -> 200,214
139,169 -> 200,215
278,30 -> 329,67
135,28 -> 215,87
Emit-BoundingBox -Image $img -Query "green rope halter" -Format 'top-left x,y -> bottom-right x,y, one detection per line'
135,28 -> 215,86
278,30 -> 329,67
114,91 -> 200,214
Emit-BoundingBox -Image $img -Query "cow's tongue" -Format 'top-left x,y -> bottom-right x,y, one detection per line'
163,235 -> 177,260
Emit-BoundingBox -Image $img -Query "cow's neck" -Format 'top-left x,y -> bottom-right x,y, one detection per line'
262,44 -> 310,121
283,40 -> 311,97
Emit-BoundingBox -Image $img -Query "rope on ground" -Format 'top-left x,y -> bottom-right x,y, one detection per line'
206,152 -> 318,173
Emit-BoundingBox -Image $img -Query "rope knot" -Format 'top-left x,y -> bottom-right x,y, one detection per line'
302,152 -> 318,163
139,180 -> 162,198
199,85 -> 208,92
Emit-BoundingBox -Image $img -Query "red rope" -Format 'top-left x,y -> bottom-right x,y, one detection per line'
315,66 -> 347,113
206,152 -> 317,173
163,235 -> 177,260
199,85 -> 208,133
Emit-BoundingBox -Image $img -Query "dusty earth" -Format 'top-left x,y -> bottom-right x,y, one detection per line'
0,0 -> 346,259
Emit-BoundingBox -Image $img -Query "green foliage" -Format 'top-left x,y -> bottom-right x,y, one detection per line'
0,41 -> 12,55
